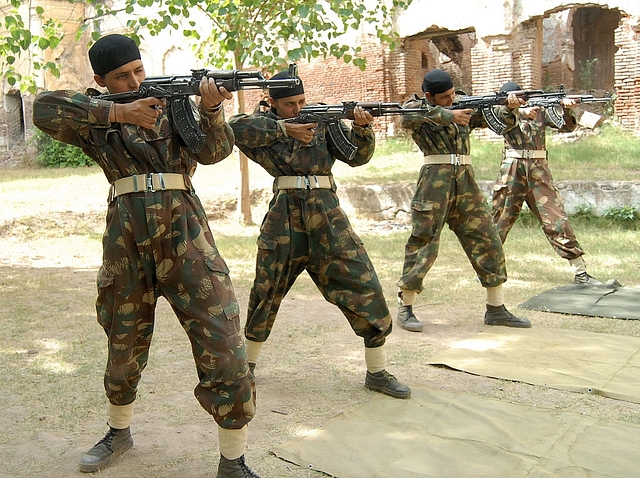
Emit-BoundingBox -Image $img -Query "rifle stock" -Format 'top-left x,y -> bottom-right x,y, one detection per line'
97,64 -> 299,152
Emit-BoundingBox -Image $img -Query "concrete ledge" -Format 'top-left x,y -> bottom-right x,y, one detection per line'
337,180 -> 640,222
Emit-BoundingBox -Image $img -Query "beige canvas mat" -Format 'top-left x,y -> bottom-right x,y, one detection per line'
272,387 -> 640,477
427,327 -> 640,402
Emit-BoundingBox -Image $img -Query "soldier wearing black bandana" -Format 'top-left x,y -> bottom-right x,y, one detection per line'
395,69 -> 532,332
33,34 -> 261,478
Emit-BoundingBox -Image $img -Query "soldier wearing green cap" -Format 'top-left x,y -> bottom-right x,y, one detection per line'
228,71 -> 411,400
395,69 -> 532,333
33,33 -> 260,478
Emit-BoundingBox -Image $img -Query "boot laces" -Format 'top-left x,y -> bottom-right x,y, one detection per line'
234,455 -> 259,478
95,428 -> 118,451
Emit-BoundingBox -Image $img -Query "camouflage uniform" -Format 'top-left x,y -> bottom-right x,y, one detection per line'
491,106 -> 584,260
229,107 -> 391,348
398,95 -> 518,292
32,91 -> 255,430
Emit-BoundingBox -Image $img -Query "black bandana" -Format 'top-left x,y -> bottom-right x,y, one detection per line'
89,34 -> 141,77
422,69 -> 454,94
500,81 -> 522,93
269,71 -> 305,99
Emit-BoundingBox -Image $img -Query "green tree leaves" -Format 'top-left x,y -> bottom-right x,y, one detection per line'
1,3 -> 62,94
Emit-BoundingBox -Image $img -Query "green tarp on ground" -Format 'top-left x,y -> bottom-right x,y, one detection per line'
519,282 -> 640,320
272,387 -> 640,477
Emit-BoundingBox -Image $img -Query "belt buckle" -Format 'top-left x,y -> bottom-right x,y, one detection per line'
525,150 -> 531,160
303,176 -> 311,189
450,154 -> 461,165
145,173 -> 166,192
311,175 -> 320,188
146,174 -> 155,192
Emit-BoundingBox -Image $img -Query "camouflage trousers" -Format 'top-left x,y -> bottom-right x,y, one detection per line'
397,163 -> 507,292
245,189 -> 392,348
492,157 -> 584,260
96,191 -> 255,430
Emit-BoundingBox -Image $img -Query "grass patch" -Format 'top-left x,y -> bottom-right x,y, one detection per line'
0,165 -> 101,184
213,216 -> 640,310
3,124 -> 639,188
333,124 -> 640,185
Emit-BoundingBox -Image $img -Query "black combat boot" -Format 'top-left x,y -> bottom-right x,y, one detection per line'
574,272 -> 603,285
216,454 -> 261,478
365,370 -> 412,399
397,304 -> 423,332
79,426 -> 133,473
484,304 -> 531,328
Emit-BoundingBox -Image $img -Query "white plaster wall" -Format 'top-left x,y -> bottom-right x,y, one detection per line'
397,0 -> 640,39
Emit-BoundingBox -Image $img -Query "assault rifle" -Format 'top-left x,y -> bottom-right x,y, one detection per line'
448,89 -> 546,134
97,64 -> 299,152
523,87 -> 614,129
286,101 -> 408,159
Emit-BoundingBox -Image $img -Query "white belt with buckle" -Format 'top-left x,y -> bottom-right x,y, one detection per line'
109,173 -> 189,202
505,149 -> 547,159
424,154 -> 472,165
275,175 -> 332,190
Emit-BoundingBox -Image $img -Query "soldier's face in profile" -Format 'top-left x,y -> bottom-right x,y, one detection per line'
269,94 -> 307,119
94,60 -> 146,94
427,87 -> 456,107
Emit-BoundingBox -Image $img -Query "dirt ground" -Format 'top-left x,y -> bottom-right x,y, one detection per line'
2,167 -> 640,478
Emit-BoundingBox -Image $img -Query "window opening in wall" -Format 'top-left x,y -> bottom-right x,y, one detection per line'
421,52 -> 429,69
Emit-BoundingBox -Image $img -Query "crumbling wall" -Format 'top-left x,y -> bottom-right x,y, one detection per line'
614,14 -> 640,131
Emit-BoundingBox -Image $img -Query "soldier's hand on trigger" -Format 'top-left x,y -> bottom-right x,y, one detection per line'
521,106 -> 541,120
507,92 -> 526,109
452,108 -> 474,126
199,76 -> 233,110
285,122 -> 318,145
353,105 -> 374,127
115,97 -> 166,129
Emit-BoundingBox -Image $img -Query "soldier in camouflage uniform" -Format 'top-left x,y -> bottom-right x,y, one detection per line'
492,81 -> 601,285
32,34 -> 260,478
228,72 -> 411,399
396,69 -> 532,333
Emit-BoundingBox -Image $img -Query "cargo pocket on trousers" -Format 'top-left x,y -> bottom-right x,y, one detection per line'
96,266 -> 115,330
349,230 -> 375,273
254,234 -> 279,281
256,235 -> 278,251
204,254 -> 239,321
410,200 -> 436,237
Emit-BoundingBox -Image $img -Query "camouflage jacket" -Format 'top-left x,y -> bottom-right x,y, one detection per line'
32,90 -> 234,183
228,106 -> 375,178
503,106 -> 576,151
401,94 -> 518,155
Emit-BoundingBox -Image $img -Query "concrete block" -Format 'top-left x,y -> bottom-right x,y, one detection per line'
579,111 -> 604,129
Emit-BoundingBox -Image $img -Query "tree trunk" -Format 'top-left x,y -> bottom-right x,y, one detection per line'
233,64 -> 253,225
